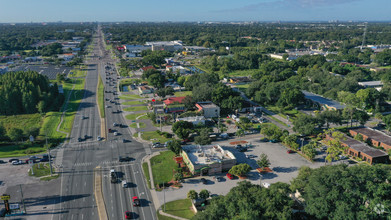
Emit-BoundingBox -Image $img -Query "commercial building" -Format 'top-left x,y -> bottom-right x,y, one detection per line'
303,90 -> 345,110
325,132 -> 389,165
176,116 -> 206,126
196,101 -> 220,118
358,81 -> 384,91
349,127 -> 391,151
181,145 -> 236,175
145,41 -> 183,52
163,97 -> 187,113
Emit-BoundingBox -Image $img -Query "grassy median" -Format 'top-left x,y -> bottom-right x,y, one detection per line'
97,75 -> 105,118
142,162 -> 151,189
123,106 -> 148,112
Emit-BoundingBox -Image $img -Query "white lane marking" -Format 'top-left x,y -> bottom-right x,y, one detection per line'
84,181 -> 87,187
137,163 -> 156,220
81,214 -> 84,220
130,165 -> 146,219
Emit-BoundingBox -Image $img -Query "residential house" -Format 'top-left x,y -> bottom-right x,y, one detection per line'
0,66 -> 8,74
196,101 -> 220,118
163,96 -> 187,113
139,66 -> 155,73
138,86 -> 153,95
229,76 -> 252,84
358,81 -> 384,91
176,116 -> 206,126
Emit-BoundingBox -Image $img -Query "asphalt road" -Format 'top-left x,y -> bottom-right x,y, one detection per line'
53,25 -> 156,220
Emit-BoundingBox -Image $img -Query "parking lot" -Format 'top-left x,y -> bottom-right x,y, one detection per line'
9,65 -> 72,80
155,135 -> 328,204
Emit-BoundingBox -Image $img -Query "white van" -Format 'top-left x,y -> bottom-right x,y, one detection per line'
122,180 -> 127,188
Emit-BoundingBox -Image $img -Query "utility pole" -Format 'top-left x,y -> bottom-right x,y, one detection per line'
19,185 -> 26,214
46,133 -> 53,176
160,115 -> 162,132
163,182 -> 166,212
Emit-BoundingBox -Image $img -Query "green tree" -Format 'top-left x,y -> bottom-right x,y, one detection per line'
293,114 -> 317,135
301,142 -> 317,160
7,127 -> 24,142
194,127 -> 211,145
325,130 -> 346,163
167,140 -> 182,155
174,172 -> 183,181
0,123 -> 5,140
228,163 -> 251,177
172,121 -> 193,139
187,190 -> 198,200
199,189 -> 210,200
383,114 -> 391,132
256,153 -> 271,168
148,73 -> 165,88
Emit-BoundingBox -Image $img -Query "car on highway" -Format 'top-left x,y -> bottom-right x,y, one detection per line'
113,123 -> 118,127
122,180 -> 127,188
119,156 -> 132,162
124,211 -> 132,219
108,128 -> 112,133
97,136 -> 102,141
132,196 -> 140,206
226,173 -> 234,180
78,137 -> 82,142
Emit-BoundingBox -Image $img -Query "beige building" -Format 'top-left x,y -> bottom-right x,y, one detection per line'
181,145 -> 236,176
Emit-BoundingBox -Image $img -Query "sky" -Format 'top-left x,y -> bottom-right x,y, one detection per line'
0,0 -> 390,23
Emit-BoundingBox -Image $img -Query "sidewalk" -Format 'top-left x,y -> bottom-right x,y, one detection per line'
142,152 -> 161,212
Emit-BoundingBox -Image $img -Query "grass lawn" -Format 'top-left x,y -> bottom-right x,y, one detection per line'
130,123 -> 146,128
141,131 -> 172,143
119,94 -> 143,100
97,75 -> 105,118
122,101 -> 144,105
150,151 -> 177,184
133,132 -> 139,138
123,106 -> 148,112
142,162 -> 151,189
0,143 -> 46,158
125,113 -> 148,120
70,67 -> 87,78
28,163 -> 55,177
164,199 -> 195,219
174,91 -> 192,97
0,114 -> 42,133
40,112 -> 66,140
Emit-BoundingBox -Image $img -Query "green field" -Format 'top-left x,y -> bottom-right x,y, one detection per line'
97,75 -> 105,118
28,163 -> 54,177
142,162 -> 151,189
164,199 -> 195,219
40,112 -> 66,140
141,131 -> 172,143
174,91 -> 192,97
0,143 -> 47,158
123,106 -> 148,112
125,113 -> 148,120
150,151 -> 178,185
130,122 -> 146,128
119,94 -> 143,100
122,101 -> 144,105
0,114 -> 42,133
70,67 -> 87,78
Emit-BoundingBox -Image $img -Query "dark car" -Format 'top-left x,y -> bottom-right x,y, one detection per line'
9,158 -> 19,163
132,196 -> 140,206
0,160 -> 6,164
287,150 -> 295,154
119,156 -> 132,162
78,137 -> 82,142
40,158 -> 49,162
238,147 -> 247,152
200,178 -> 207,184
260,137 -> 269,142
125,211 -> 132,219
216,176 -> 224,182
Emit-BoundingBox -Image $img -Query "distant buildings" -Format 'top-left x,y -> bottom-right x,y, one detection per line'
349,127 -> 391,151
229,76 -> 252,84
181,145 -> 236,175
0,66 -> 8,74
145,40 -> 183,52
176,116 -> 206,126
138,86 -> 153,95
358,81 -> 384,91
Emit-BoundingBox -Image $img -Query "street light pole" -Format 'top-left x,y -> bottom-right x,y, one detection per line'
19,185 -> 26,214
46,133 -> 53,176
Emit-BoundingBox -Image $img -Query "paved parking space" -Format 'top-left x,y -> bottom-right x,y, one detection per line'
9,65 -> 72,80
156,135 -> 328,204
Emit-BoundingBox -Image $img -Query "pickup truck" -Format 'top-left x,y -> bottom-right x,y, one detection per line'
110,169 -> 117,183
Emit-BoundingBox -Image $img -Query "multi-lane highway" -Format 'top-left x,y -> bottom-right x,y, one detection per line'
54,25 -> 156,220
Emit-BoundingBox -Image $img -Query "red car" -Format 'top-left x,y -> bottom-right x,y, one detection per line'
108,128 -> 112,133
226,173 -> 234,180
287,150 -> 295,154
132,196 -> 140,206
124,211 -> 132,219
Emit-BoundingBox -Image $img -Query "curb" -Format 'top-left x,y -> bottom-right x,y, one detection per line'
94,166 -> 108,220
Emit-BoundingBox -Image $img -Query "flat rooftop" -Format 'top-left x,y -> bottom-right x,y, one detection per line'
302,90 -> 345,110
182,145 -> 235,165
197,102 -> 219,108
358,81 -> 383,87
350,127 -> 391,147
340,134 -> 388,158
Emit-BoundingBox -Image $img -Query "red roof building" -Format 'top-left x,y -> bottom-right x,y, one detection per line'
163,96 -> 187,105
140,66 -> 155,72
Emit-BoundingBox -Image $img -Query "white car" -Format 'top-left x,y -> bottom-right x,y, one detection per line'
97,136 -> 102,141
114,132 -> 118,136
122,180 -> 127,188
12,160 -> 22,165
262,182 -> 271,188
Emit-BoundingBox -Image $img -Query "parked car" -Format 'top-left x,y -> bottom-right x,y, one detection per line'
114,132 -> 119,136
246,154 -> 257,159
152,142 -> 161,148
226,173 -> 234,180
0,160 -> 6,164
216,176 -> 224,182
260,137 -> 269,142
12,160 -> 23,165
132,196 -> 140,206
287,150 -> 295,154
200,178 -> 207,184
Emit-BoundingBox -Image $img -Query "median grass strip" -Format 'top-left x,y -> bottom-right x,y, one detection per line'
97,75 -> 105,118
150,151 -> 177,185
130,122 -> 146,128
141,131 -> 172,143
125,113 -> 147,120
164,199 -> 195,219
28,163 -> 56,177
119,94 -> 142,100
123,106 -> 148,112
59,78 -> 86,134
122,101 -> 144,105
142,162 -> 151,189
